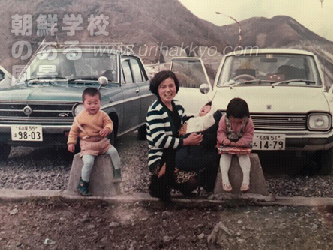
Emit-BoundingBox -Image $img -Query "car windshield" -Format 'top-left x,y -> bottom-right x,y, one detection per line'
171,58 -> 209,88
217,53 -> 322,86
21,50 -> 118,83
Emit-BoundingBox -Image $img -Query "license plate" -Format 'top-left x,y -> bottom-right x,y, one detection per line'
252,133 -> 285,150
11,125 -> 43,141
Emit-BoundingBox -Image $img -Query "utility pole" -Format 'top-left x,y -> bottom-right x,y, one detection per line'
215,12 -> 242,47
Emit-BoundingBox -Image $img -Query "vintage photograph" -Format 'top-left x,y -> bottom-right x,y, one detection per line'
1,0 -> 333,249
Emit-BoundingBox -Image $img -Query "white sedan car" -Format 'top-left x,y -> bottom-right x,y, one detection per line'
170,57 -> 212,116
202,48 -> 333,174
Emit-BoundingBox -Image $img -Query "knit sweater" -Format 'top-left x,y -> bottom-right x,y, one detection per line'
67,109 -> 113,145
146,100 -> 185,171
217,115 -> 254,146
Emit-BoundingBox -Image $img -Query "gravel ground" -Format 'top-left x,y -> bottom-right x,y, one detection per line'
1,131 -> 333,198
2,132 -> 333,249
2,200 -> 333,250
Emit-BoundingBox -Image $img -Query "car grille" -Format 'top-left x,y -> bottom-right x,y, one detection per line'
0,102 -> 75,125
251,113 -> 307,130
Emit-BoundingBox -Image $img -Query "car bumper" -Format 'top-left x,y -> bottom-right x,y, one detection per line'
0,124 -> 71,147
254,129 -> 333,151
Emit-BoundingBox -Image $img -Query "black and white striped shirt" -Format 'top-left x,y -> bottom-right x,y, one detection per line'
146,100 -> 185,171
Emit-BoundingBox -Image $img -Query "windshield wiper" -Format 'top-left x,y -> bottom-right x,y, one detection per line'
230,79 -> 276,86
68,76 -> 99,82
272,79 -> 316,86
26,76 -> 67,81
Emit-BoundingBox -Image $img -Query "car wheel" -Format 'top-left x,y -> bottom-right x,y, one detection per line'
109,130 -> 115,145
0,143 -> 11,160
137,124 -> 146,140
318,148 -> 333,175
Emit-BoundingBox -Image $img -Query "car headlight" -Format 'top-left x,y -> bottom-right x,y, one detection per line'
307,113 -> 331,131
72,103 -> 85,117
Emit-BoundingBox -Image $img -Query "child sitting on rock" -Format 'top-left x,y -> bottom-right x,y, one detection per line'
67,87 -> 121,196
217,97 -> 254,192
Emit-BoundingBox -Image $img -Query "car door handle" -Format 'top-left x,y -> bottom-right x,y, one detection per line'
135,88 -> 139,93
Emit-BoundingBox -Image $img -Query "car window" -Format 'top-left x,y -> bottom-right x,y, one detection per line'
217,54 -> 322,86
171,59 -> 208,88
25,51 -> 118,81
129,58 -> 144,82
122,60 -> 134,84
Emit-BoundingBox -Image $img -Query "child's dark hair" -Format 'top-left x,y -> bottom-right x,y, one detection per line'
82,88 -> 101,101
149,70 -> 180,97
205,101 -> 212,106
226,97 -> 250,118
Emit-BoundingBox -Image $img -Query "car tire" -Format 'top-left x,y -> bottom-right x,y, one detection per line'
109,130 -> 115,145
137,124 -> 146,140
318,148 -> 333,175
0,143 -> 11,160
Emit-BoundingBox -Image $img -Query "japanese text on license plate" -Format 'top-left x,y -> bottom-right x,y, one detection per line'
11,125 -> 43,141
252,134 -> 285,150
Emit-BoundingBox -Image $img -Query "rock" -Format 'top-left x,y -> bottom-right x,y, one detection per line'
109,222 -> 120,227
214,154 -> 270,196
207,222 -> 232,244
163,235 -> 172,242
161,211 -> 172,219
66,154 -> 122,197
197,233 -> 205,239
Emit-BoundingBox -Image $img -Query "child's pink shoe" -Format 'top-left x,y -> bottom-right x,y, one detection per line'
222,183 -> 232,192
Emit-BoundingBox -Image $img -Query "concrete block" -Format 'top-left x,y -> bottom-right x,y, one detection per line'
214,154 -> 269,196
66,154 -> 122,197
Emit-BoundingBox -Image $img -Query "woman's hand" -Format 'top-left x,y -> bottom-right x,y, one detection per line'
179,124 -> 187,136
158,163 -> 166,178
99,128 -> 111,137
68,144 -> 75,153
183,133 -> 203,145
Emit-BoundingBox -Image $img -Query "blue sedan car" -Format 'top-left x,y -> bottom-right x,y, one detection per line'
0,44 -> 155,160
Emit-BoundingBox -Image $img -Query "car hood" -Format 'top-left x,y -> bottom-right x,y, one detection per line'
0,84 -> 83,102
212,86 -> 330,113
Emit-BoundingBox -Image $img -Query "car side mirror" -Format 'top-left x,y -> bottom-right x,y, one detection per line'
200,83 -> 210,94
98,76 -> 108,87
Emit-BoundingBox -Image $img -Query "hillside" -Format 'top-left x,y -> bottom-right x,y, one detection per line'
225,15 -> 330,48
0,0 -> 331,75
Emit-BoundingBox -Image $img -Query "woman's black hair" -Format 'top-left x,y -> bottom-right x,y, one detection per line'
149,70 -> 180,97
226,97 -> 250,118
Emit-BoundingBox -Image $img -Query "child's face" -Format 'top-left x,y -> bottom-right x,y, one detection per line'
83,94 -> 101,115
229,115 -> 246,125
199,105 -> 211,117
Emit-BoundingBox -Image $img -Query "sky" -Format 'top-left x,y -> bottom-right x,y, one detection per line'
179,0 -> 333,41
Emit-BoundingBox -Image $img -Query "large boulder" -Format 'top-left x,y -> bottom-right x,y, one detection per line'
66,154 -> 122,197
214,153 -> 270,197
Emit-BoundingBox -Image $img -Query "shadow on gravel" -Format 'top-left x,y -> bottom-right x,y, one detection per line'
257,151 -> 319,176
4,146 -> 73,168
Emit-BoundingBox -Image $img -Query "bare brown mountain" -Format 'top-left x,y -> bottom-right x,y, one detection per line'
225,15 -> 330,48
0,0 -> 330,73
